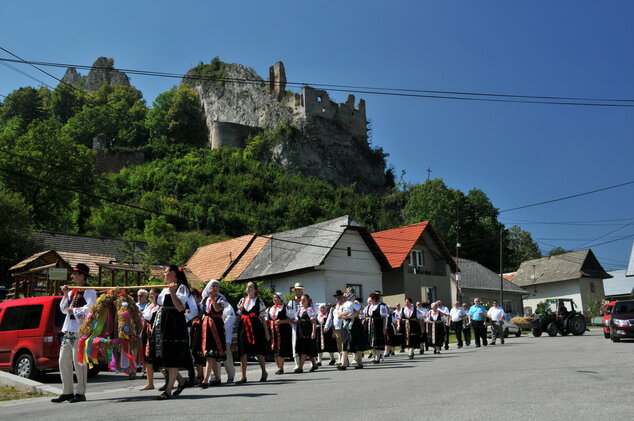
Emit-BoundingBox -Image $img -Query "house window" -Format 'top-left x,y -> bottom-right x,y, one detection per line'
590,282 -> 596,293
409,250 -> 424,268
347,247 -> 351,257
347,284 -> 362,299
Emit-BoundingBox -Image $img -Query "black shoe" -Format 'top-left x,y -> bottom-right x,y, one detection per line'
158,385 -> 167,392
157,392 -> 171,400
69,394 -> 86,403
501,340 -> 505,344
399,349 -> 405,353
51,394 -> 74,403
309,365 -> 318,372
200,383 -> 208,389
354,364 -> 364,369
475,344 -> 481,347
209,380 -> 221,387
259,373 -> 268,382
293,368 -> 303,374
328,359 -> 336,366
172,383 -> 185,396
419,350 -> 424,354
275,369 -> 284,375
336,365 -> 347,371
408,354 -> 414,359
317,362 -> 322,366
444,346 -> 449,350
372,360 -> 380,364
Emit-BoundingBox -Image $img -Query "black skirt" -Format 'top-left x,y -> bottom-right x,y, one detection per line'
296,317 -> 317,357
268,320 -> 293,358
315,325 -> 338,353
399,318 -> 422,349
237,313 -> 267,357
156,295 -> 191,369
346,318 -> 369,352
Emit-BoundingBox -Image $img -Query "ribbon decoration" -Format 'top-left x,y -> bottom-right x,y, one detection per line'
202,315 -> 225,357
241,313 -> 257,345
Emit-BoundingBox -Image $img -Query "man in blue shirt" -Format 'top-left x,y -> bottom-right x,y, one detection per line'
468,298 -> 488,347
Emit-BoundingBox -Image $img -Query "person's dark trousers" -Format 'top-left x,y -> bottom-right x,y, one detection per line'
471,321 -> 487,347
186,351 -> 196,385
451,321 -> 464,347
443,325 -> 450,349
463,324 -> 472,345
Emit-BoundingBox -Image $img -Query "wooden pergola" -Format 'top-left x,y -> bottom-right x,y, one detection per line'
96,262 -> 146,287
8,251 -> 72,299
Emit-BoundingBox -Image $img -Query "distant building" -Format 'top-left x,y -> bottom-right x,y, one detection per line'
513,249 -> 611,315
451,258 -> 526,315
603,270 -> 634,299
371,222 -> 457,307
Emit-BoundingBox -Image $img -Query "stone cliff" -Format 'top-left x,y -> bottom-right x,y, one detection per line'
62,57 -> 130,91
183,60 -> 390,193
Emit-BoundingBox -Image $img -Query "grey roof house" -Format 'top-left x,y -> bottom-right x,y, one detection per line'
452,258 -> 526,315
513,249 -> 611,315
603,270 -> 634,298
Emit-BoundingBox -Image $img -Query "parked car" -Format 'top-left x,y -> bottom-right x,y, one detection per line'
602,301 -> 616,339
0,295 -> 101,379
609,299 -> 634,342
487,314 -> 522,338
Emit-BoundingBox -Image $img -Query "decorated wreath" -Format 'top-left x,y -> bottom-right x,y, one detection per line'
77,290 -> 143,373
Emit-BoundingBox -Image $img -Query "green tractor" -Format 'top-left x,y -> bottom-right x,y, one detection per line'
529,298 -> 586,337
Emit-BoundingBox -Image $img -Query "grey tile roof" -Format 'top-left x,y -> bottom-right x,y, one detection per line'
627,243 -> 634,277
34,231 -> 147,263
603,270 -> 634,296
238,215 -> 388,280
513,249 -> 611,287
452,258 -> 526,293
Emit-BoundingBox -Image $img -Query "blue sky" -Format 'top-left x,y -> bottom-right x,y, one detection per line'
1,1 -> 633,270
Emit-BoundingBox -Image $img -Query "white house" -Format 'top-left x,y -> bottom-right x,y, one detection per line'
238,216 -> 390,304
513,249 -> 611,315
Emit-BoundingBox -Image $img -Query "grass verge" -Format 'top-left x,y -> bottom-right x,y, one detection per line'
0,385 -> 47,401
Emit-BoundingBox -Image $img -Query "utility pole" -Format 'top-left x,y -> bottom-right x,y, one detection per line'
426,167 -> 432,181
499,227 -> 504,306
455,206 -> 461,290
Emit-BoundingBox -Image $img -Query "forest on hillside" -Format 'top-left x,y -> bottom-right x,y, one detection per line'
0,59 -> 548,277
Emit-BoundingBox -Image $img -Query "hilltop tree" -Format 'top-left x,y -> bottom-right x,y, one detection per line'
505,225 -> 542,271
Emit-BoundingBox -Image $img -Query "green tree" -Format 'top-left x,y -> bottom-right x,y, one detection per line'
0,183 -> 37,283
505,225 -> 542,271
143,216 -> 176,265
49,84 -> 86,124
145,85 -> 208,154
548,247 -> 568,256
0,87 -> 50,133
0,118 -> 95,230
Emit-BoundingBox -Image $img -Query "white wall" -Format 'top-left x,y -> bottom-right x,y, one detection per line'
522,279 -> 581,314
261,230 -> 383,305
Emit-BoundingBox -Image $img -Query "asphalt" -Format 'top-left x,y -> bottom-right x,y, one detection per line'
1,329 -> 632,420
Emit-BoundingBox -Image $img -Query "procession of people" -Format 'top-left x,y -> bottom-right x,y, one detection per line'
51,263 -> 508,402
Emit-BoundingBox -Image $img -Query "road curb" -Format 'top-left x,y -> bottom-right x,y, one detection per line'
0,371 -> 62,396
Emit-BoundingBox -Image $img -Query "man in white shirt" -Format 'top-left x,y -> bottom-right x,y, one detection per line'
52,264 -> 96,403
449,301 -> 468,348
287,283 -> 304,370
487,300 -> 506,345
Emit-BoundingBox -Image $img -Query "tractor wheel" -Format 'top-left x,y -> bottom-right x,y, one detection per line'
515,330 -> 522,337
532,328 -> 542,337
569,315 -> 586,336
546,323 -> 558,337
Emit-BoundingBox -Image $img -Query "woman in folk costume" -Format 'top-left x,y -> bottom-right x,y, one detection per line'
366,292 -> 389,364
338,287 -> 368,370
294,294 -> 319,373
267,292 -> 294,375
426,301 -> 446,354
155,266 -> 191,399
139,288 -> 161,390
199,279 -> 229,388
236,281 -> 270,383
315,304 -> 337,366
397,297 -> 424,359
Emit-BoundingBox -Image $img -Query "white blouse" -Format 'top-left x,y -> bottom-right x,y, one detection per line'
143,303 -> 160,322
157,284 -> 189,307
296,306 -> 316,320
237,296 -> 267,317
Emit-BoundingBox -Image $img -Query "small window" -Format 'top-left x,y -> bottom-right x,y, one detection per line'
347,247 -> 351,256
0,305 -> 43,331
347,284 -> 362,299
316,96 -> 322,103
590,282 -> 596,293
409,250 -> 424,268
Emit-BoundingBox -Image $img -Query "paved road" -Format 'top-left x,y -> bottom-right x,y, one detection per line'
2,329 -> 632,420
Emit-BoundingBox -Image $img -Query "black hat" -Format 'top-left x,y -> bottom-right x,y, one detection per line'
72,263 -> 90,276
373,290 -> 382,296
333,289 -> 344,297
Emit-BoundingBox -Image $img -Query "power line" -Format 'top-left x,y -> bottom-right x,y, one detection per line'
2,56 -> 634,108
500,180 -> 634,213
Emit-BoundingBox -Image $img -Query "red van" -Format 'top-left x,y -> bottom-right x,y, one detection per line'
602,301 -> 616,339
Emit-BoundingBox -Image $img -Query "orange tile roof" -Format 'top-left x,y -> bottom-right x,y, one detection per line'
224,236 -> 269,281
372,222 -> 430,269
185,234 -> 269,283
503,272 -> 517,281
